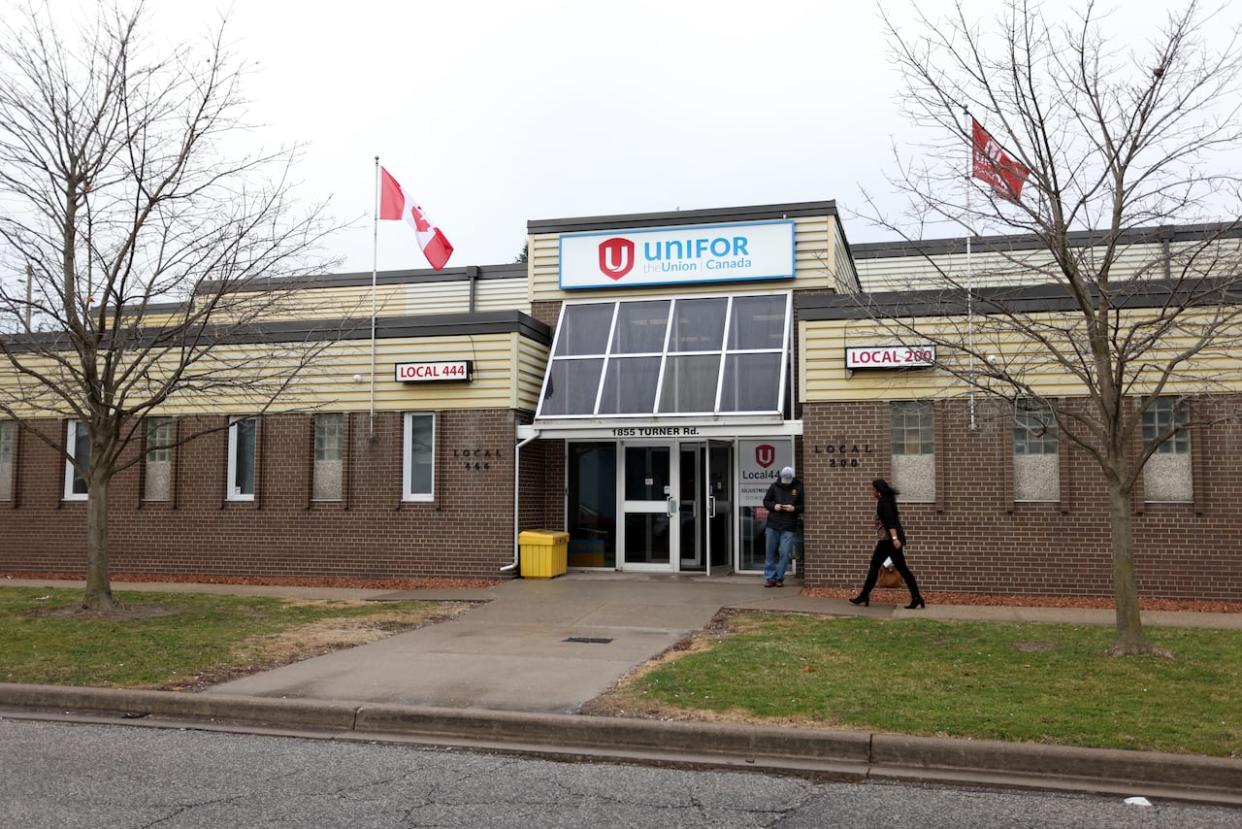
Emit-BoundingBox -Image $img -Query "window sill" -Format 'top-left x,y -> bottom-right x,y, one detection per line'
1143,499 -> 1193,506
398,497 -> 436,509
61,496 -> 88,504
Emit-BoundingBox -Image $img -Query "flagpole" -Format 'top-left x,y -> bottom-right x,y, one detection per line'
964,107 -> 977,432
370,156 -> 379,440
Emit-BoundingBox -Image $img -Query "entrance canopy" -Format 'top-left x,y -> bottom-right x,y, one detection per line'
535,293 -> 793,421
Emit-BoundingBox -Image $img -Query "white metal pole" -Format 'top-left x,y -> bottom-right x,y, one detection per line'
370,156 -> 379,440
25,262 -> 33,330
965,108 -> 977,432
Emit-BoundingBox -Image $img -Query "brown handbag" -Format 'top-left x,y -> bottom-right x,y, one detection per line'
876,562 -> 903,589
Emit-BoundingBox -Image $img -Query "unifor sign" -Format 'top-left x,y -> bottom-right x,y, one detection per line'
394,360 -> 472,383
845,345 -> 936,370
559,219 -> 795,290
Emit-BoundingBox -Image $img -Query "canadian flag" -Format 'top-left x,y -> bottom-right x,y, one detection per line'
379,167 -> 454,270
971,118 -> 1030,203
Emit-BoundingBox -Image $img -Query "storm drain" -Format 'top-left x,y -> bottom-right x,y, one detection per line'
563,636 -> 613,644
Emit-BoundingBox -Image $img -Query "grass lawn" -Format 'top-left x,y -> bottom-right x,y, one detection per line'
0,586 -> 466,689
588,612 -> 1242,758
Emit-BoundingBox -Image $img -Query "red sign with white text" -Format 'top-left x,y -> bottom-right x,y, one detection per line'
394,360 -> 473,383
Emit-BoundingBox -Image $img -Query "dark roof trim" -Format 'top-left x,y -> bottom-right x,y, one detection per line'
195,263 -> 527,295
798,279 -> 1242,321
852,221 -> 1242,260
3,309 -> 552,352
98,299 -> 192,316
528,200 -> 839,235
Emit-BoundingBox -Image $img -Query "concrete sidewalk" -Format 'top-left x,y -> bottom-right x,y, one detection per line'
7,573 -> 1240,715
194,572 -> 1237,714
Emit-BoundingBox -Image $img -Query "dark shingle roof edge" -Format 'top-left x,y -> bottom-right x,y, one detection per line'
195,263 -> 528,295
2,309 -> 552,351
797,278 -> 1242,321
851,221 -> 1242,260
527,200 -> 839,234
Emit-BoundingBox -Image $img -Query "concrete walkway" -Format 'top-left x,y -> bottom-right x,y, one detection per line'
6,573 -> 1240,715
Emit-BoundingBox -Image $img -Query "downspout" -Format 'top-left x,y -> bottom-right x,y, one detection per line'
502,429 -> 539,572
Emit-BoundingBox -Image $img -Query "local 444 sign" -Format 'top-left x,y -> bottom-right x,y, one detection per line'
394,360 -> 472,383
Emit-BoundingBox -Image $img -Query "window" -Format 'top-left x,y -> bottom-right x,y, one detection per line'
403,413 -> 435,501
537,293 -> 791,418
227,416 -> 257,501
144,417 -> 173,502
313,413 -> 344,501
1143,397 -> 1191,502
1013,400 -> 1059,501
64,420 -> 89,501
0,421 -> 14,501
890,402 -> 934,502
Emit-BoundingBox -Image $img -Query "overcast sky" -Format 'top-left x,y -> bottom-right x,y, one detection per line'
52,1 -> 1242,272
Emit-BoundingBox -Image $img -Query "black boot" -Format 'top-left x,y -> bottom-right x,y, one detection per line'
848,595 -> 869,607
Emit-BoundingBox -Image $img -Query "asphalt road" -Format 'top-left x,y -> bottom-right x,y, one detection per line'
0,718 -> 1237,828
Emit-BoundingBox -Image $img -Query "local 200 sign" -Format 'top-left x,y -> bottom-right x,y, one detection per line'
559,219 -> 795,290
844,346 -> 936,369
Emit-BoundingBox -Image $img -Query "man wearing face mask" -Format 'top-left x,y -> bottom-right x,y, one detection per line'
762,465 -> 803,587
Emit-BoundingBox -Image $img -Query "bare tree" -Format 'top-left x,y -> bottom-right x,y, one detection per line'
0,1 -> 341,609
860,0 -> 1242,655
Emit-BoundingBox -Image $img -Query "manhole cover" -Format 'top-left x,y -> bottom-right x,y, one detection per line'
564,636 -> 613,644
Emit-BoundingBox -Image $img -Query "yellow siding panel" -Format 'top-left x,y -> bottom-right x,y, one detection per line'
802,312 -> 1242,403
0,333 -> 531,417
191,278 -> 530,323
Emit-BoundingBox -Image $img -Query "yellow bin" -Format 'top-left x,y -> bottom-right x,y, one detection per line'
518,530 -> 569,579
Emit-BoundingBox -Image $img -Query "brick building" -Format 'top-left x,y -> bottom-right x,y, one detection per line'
2,201 -> 1239,600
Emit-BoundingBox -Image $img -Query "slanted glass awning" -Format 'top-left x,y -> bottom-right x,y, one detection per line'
536,293 -> 792,420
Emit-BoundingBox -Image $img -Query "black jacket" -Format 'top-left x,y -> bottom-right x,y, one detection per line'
877,497 -> 906,544
763,478 -> 804,532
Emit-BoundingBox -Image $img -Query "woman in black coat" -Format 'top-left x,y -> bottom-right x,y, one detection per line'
849,479 -> 925,609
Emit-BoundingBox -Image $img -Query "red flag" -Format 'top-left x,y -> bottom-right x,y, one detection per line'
971,118 -> 1030,203
378,167 -> 454,270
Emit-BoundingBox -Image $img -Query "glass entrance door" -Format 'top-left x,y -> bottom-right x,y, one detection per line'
706,440 -> 734,576
620,444 -> 674,570
678,444 -> 705,572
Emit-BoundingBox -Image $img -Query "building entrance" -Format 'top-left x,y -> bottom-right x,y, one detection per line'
616,441 -> 733,574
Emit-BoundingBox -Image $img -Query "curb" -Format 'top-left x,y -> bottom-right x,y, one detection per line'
1,683 -> 1239,806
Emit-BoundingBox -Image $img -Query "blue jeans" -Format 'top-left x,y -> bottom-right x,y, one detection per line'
764,527 -> 796,582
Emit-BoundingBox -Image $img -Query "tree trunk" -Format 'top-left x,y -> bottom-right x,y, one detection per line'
1106,482 -> 1156,656
82,474 -> 119,611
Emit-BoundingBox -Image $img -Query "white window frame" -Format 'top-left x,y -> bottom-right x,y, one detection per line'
402,412 -> 436,502
312,413 -> 344,502
535,291 -> 793,420
63,420 -> 89,501
0,420 -> 14,501
227,416 -> 257,502
143,416 -> 175,502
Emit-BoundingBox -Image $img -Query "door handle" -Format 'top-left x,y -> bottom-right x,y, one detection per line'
708,495 -> 716,518
667,496 -> 677,516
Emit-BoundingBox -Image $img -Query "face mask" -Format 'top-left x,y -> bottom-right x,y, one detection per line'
780,476 -> 792,485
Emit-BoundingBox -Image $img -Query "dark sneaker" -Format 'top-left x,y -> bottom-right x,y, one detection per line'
775,580 -> 784,587
764,580 -> 776,588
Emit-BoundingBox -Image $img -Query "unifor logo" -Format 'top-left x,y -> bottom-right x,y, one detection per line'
755,444 -> 775,469
598,237 -> 635,280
